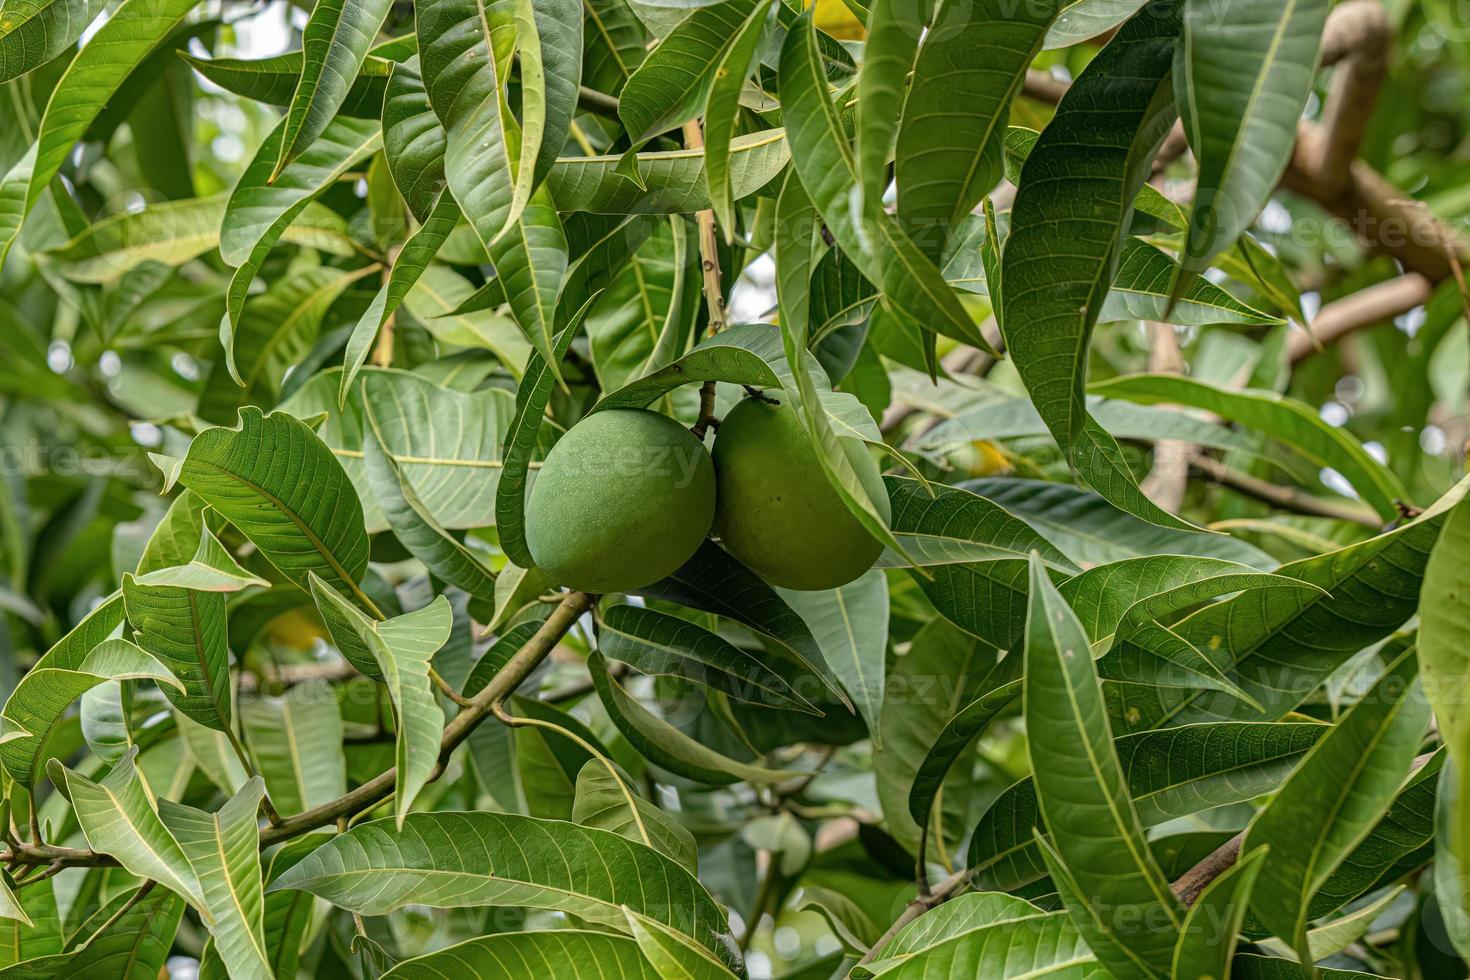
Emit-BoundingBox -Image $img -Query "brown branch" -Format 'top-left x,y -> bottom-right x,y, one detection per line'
1172,833 -> 1245,907
1141,322 -> 1191,513
854,867 -> 971,966
1310,0 -> 1391,194
1189,453 -> 1383,528
683,118 -> 726,441
1291,272 -> 1432,363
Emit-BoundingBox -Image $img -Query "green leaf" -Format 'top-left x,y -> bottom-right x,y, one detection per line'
1044,0 -> 1148,48
158,779 -> 271,980
572,761 -> 699,872
381,930 -> 663,979
170,407 -> 372,610
360,382 -> 498,600
583,0 -> 646,94
1171,847 -> 1267,980
179,50 -> 397,120
882,477 -> 1076,569
777,569 -> 887,740
1110,476 -> 1469,730
895,0 -> 1058,260
794,884 -> 880,952
589,649 -> 801,785
130,523 -> 267,593
273,0 -> 393,178
517,0 -> 581,192
0,638 -> 181,787
402,263 -> 531,370
51,884 -> 184,979
1174,0 -> 1329,284
262,834 -> 331,980
489,188 -> 570,385
0,0 -> 199,268
1022,554 -> 1181,975
623,909 -> 743,979
597,603 -> 811,713
999,2 -> 1189,531
269,811 -> 742,972
0,875 -> 26,927
547,127 -> 789,213
307,577 -> 450,825
703,0 -> 773,234
619,0 -> 762,142
381,58 -> 446,222
1244,646 -> 1429,962
779,12 -> 988,357
218,116 -> 381,381
0,0 -> 103,83
1105,239 -> 1285,327
1434,759 -> 1470,961
240,682 -> 347,816
1091,374 -> 1407,522
854,0 -> 925,220
60,748 -> 203,909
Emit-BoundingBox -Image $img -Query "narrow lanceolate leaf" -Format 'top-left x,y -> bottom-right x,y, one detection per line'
360,382 -> 498,600
589,650 -> 802,786
624,910 -> 742,980
55,883 -> 184,979
269,811 -> 743,973
1104,238 -> 1284,327
573,762 -> 699,872
0,638 -> 181,787
618,0 -> 761,142
1045,0 -> 1149,48
1000,1 -> 1190,531
1435,761 -> 1470,962
779,11 -> 989,358
895,0 -> 1060,260
881,477 -> 1076,569
855,900 -> 1100,979
0,0 -> 198,268
514,0 -> 581,191
61,748 -> 203,908
170,407 -> 372,611
158,779 -> 271,980
382,58 -> 447,222
273,0 -> 393,178
1172,848 -> 1267,980
855,0 -> 926,218
218,115 -> 381,381
489,187 -> 569,383
1422,497 -> 1470,895
1174,0 -> 1330,286
778,570 -> 888,741
131,523 -> 268,593
1092,373 -> 1409,522
1243,647 -> 1430,964
179,50 -> 396,120
704,0 -> 773,235
1022,554 -> 1182,975
309,577 -> 450,825
0,0 -> 103,83
240,683 -> 347,816
596,603 -> 811,713
122,528 -> 257,734
381,931 -> 664,980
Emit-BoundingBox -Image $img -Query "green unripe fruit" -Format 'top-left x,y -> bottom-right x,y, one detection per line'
711,396 -> 890,591
525,409 -> 715,594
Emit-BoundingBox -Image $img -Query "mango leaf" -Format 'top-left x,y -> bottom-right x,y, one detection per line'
240,682 -> 347,816
0,874 -> 26,927
51,884 -> 184,979
272,0 -> 394,178
402,263 -> 531,370
1435,760 -> 1470,962
1023,554 -> 1181,974
1109,475 -> 1468,730
623,909 -> 741,979
380,930 -> 663,979
60,748 -> 203,908
597,603 -> 811,713
854,0 -> 926,219
547,128 -> 789,213
360,384 -> 498,600
340,202 -> 460,404
179,50 -> 396,120
0,0 -> 103,83
572,762 -> 699,872
619,0 -> 762,142
309,578 -> 450,824
262,834 -> 332,980
381,58 -> 447,222
0,0 -> 199,268
517,0 -> 581,192
895,0 -> 1059,260
1106,239 -> 1285,327
0,638 -> 181,787
130,523 -> 267,593
1418,492 -> 1469,892
589,649 -> 801,785
1044,0 -> 1148,48
777,570 -> 887,740
1092,373 -> 1407,522
881,477 -> 1076,570
158,779 -> 271,980
218,116 -> 381,381
1174,0 -> 1329,286
1243,646 -> 1429,963
999,1 -> 1189,531
594,321 -> 782,411
269,811 -> 742,972
1171,847 -> 1268,980
779,13 -> 989,356
703,0 -> 773,234
583,0 -> 646,95
168,407 -> 372,611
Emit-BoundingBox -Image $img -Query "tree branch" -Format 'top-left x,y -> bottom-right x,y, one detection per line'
1189,453 -> 1383,528
1291,272 -> 1432,363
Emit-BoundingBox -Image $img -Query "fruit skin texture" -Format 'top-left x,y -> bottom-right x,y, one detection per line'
526,409 -> 715,594
712,397 -> 890,591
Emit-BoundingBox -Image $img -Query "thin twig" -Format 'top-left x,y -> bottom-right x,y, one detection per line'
683,118 -> 727,442
854,868 -> 971,966
1189,453 -> 1382,528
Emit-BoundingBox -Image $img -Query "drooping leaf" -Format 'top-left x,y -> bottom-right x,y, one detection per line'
51,884 -> 184,979
380,930 -> 663,979
1243,646 -> 1430,963
854,0 -> 925,219
269,811 -> 742,972
1044,0 -> 1148,48
0,0 -> 103,83
272,0 -> 394,177
381,58 -> 447,222
179,49 -> 398,119
703,0 -> 773,234
572,762 -> 699,872
777,570 -> 888,740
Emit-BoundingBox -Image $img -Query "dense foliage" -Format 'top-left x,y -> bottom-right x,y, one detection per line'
0,0 -> 1468,977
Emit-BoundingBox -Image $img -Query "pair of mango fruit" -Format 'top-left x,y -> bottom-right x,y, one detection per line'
524,397 -> 889,594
